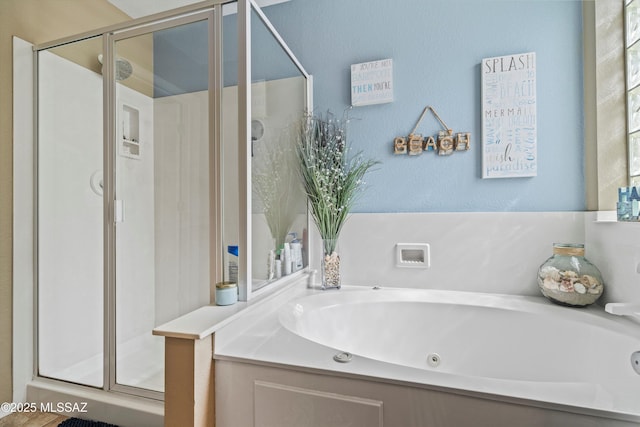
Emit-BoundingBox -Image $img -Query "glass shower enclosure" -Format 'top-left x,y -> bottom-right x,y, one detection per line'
35,0 -> 310,400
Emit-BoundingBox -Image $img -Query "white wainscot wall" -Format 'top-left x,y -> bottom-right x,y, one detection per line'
338,212 -> 586,296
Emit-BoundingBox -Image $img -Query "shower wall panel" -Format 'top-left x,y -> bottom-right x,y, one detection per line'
115,87 -> 156,345
153,91 -> 210,325
156,78 -> 306,294
38,50 -> 104,386
114,84 -> 160,391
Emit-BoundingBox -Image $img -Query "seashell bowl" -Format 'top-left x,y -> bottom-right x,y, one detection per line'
537,243 -> 604,307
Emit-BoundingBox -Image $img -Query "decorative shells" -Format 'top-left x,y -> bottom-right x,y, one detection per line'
537,268 -> 603,306
537,243 -> 604,307
574,283 -> 586,294
539,266 -> 561,282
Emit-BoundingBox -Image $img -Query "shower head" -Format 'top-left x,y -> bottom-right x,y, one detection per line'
97,54 -> 133,81
115,58 -> 133,81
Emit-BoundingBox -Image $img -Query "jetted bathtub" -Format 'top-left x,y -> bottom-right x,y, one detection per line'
214,286 -> 640,426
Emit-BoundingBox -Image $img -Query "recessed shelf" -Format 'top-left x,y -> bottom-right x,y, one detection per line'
120,104 -> 140,160
395,243 -> 430,268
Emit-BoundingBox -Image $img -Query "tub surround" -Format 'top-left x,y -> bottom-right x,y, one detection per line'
333,211 -> 640,308
336,211 -> 585,296
152,209 -> 640,427
214,285 -> 640,427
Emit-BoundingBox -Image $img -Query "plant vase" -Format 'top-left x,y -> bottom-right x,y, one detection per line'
297,112 -> 378,291
321,239 -> 340,290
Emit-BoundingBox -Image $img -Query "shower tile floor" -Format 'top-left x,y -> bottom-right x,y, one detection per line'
45,333 -> 164,392
117,333 -> 164,391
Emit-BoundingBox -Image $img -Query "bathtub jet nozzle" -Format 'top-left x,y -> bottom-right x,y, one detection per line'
631,351 -> 640,375
427,353 -> 441,368
333,352 -> 352,363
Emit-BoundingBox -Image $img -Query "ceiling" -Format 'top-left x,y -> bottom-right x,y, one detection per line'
107,0 -> 290,18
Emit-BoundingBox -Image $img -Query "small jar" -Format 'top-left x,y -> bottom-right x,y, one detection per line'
215,281 -> 238,306
537,243 -> 604,307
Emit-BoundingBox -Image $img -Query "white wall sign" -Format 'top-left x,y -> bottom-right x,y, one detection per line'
481,52 -> 536,178
351,59 -> 393,107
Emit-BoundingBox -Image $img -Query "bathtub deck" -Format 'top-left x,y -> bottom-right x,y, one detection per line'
0,411 -> 68,427
215,285 -> 640,425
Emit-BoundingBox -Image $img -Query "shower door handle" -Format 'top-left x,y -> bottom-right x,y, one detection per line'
114,199 -> 125,223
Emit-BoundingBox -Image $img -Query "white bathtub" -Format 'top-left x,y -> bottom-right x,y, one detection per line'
214,286 -> 640,426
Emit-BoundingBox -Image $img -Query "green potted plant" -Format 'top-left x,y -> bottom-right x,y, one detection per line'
297,112 -> 378,289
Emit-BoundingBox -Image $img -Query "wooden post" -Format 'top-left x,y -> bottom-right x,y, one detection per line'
164,335 -> 215,427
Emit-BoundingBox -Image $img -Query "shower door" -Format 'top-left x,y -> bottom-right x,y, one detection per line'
36,7 -> 219,399
108,13 -> 215,396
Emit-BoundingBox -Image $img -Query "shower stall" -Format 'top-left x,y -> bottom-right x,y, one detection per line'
27,1 -> 310,424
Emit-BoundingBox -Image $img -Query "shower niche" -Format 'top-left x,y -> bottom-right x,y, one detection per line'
120,103 -> 140,159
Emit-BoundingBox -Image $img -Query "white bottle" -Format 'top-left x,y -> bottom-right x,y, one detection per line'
283,243 -> 292,275
267,249 -> 275,280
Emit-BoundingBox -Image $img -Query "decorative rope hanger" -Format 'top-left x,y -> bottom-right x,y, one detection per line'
394,105 -> 470,156
410,106 -> 451,136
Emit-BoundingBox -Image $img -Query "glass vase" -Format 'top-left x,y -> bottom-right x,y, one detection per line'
537,243 -> 604,307
321,239 -> 341,290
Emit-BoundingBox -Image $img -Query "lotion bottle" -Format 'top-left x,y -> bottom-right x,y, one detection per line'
283,243 -> 292,275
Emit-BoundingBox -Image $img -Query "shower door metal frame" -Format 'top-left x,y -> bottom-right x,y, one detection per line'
236,0 -> 313,301
33,1 -> 224,401
32,0 -> 312,403
104,8 -> 221,400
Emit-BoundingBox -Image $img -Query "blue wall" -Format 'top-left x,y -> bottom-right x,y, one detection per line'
154,21 -> 209,97
153,12 -> 302,96
263,0 -> 585,213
